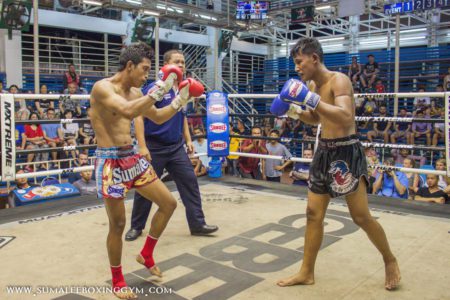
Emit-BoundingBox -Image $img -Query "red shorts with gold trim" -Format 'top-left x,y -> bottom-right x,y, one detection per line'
95,145 -> 157,199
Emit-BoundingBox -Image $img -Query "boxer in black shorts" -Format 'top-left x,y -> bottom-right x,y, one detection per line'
271,37 -> 401,290
309,135 -> 368,198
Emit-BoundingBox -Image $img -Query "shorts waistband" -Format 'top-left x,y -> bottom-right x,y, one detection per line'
318,135 -> 359,149
95,145 -> 136,159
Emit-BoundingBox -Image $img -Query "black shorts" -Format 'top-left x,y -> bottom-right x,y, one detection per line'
309,135 -> 368,198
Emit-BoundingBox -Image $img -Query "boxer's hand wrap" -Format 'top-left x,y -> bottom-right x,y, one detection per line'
279,78 -> 321,110
148,65 -> 183,102
171,78 -> 205,111
286,103 -> 304,120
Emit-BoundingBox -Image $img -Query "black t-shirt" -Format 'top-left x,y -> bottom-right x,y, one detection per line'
375,114 -> 389,131
35,99 -> 52,110
417,187 -> 449,203
365,62 -> 378,73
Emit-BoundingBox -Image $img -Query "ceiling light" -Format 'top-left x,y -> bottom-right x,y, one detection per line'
400,28 -> 426,34
125,0 -> 142,5
319,37 -> 344,42
399,36 -> 426,41
143,10 -> 159,16
316,5 -> 331,10
83,0 -> 102,5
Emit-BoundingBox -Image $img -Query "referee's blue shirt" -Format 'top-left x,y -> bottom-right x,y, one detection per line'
142,82 -> 185,144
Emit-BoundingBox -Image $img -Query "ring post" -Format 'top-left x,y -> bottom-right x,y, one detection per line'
206,91 -> 229,178
1,94 -> 16,182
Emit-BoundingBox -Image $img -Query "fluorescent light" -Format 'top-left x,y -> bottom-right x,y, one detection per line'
400,28 -> 426,34
400,36 -> 426,41
157,4 -> 174,12
316,5 -> 331,10
125,0 -> 142,4
360,38 -> 387,45
319,37 -> 344,42
199,14 -> 217,21
143,10 -> 159,16
83,0 -> 102,5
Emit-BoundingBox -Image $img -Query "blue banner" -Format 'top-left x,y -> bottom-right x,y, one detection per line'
13,183 -> 80,206
206,91 -> 229,157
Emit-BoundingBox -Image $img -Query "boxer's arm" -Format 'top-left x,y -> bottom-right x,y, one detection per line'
183,116 -> 192,144
91,81 -> 156,120
298,110 -> 320,125
142,105 -> 178,125
134,116 -> 146,148
314,75 -> 354,124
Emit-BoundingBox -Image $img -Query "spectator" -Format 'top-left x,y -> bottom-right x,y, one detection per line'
444,66 -> 450,91
290,148 -> 313,186
227,123 -> 240,176
348,56 -> 361,87
79,107 -> 96,154
374,79 -> 385,94
188,106 -> 203,134
9,84 -> 30,120
365,146 -> 380,193
435,159 -> 450,191
244,1 -> 252,29
360,54 -> 379,90
414,174 -> 449,204
402,157 -> 420,200
15,112 -> 27,151
68,152 -> 90,183
59,82 -> 82,117
190,156 -> 207,177
7,167 -> 38,208
372,158 -> 408,199
192,127 -> 209,169
391,148 -> 426,167
63,63 -> 80,90
362,97 -> 377,115
206,0 -> 214,10
238,126 -> 267,179
408,109 -> 431,145
262,129 -> 292,182
61,110 -> 79,159
413,88 -> 430,112
236,118 -> 249,136
273,116 -> 286,135
41,108 -> 63,163
303,125 -> 318,141
73,165 -> 96,196
432,109 -> 445,146
367,104 -> 391,143
0,80 -> 4,93
431,84 -> 444,114
24,112 -> 49,171
35,84 -> 54,118
390,108 -> 411,144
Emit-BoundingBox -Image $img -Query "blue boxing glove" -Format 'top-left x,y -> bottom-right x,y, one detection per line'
270,95 -> 290,116
279,79 -> 321,110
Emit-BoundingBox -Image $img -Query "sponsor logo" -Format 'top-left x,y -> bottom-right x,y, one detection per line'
209,104 -> 226,115
107,185 -> 125,198
209,123 -> 227,133
112,157 -> 149,184
24,186 -> 61,199
288,81 -> 301,98
213,92 -> 221,97
210,140 -> 228,151
2,100 -> 13,176
328,160 -> 358,194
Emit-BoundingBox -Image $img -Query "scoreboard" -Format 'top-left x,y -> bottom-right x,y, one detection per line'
384,0 -> 450,15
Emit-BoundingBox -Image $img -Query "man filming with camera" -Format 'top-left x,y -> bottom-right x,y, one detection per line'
372,158 -> 409,199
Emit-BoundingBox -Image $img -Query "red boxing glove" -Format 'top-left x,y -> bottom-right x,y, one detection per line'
179,78 -> 205,97
171,79 -> 204,111
158,65 -> 183,83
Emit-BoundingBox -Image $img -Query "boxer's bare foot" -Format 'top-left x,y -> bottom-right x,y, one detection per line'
277,271 -> 314,287
136,254 -> 162,277
113,286 -> 137,299
385,258 -> 401,290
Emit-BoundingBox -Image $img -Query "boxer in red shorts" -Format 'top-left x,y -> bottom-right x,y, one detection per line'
90,42 -> 204,299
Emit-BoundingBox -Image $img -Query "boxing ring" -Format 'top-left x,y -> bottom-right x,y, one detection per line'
1,92 -> 450,299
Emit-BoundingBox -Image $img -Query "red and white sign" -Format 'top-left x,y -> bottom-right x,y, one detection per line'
209,140 -> 228,151
209,104 -> 226,115
209,122 -> 227,133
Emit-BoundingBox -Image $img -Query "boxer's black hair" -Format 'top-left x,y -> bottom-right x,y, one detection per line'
290,37 -> 323,62
119,42 -> 154,71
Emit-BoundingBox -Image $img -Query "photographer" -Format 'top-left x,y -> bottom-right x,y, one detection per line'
372,158 -> 409,199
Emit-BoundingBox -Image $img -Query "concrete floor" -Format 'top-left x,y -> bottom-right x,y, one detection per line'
1,180 -> 449,300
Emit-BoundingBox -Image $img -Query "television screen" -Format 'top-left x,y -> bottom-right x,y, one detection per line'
236,1 -> 269,20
